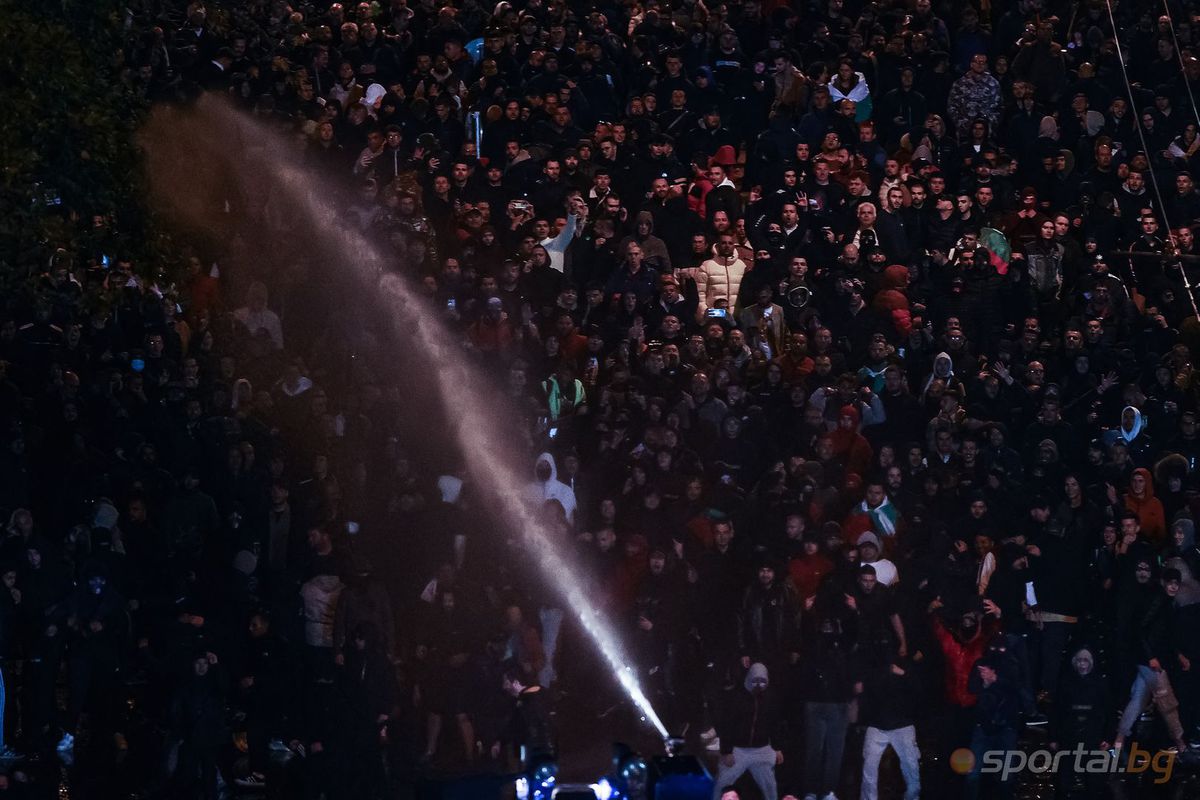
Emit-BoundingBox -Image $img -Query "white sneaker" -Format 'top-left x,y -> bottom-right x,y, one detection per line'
705,737 -> 721,751
803,794 -> 818,800
56,733 -> 74,751
699,727 -> 718,741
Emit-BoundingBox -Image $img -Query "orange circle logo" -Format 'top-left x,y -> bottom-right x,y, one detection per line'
950,748 -> 976,775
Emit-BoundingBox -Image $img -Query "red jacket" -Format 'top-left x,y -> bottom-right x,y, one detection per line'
931,615 -> 995,708
467,316 -> 516,353
186,272 -> 221,321
788,553 -> 833,600
1124,467 -> 1166,544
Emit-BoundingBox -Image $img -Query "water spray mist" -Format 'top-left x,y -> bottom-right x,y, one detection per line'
152,100 -> 670,743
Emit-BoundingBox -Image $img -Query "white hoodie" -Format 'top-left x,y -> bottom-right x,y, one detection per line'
524,452 -> 578,524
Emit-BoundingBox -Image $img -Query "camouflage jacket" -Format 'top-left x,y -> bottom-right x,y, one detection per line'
947,71 -> 1002,134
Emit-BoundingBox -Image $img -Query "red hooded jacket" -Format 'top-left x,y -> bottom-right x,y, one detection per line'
932,614 -> 996,708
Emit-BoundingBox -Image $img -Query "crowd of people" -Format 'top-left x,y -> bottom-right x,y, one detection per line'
8,0 -> 1200,798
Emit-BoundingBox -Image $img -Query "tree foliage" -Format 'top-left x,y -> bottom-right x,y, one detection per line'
0,0 -> 166,288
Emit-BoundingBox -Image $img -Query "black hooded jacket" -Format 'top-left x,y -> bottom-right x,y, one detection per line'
717,665 -> 781,754
797,608 -> 859,703
1049,648 -> 1110,746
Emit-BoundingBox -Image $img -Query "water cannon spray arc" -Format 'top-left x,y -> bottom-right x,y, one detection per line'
146,100 -> 670,745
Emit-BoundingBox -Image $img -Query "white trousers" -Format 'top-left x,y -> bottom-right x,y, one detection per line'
860,725 -> 920,800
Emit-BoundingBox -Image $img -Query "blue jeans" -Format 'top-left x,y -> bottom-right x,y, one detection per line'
965,726 -> 1018,800
1118,664 -> 1184,742
803,701 -> 849,797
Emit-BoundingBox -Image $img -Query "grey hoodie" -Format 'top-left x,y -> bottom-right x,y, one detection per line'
744,661 -> 770,692
617,210 -> 672,269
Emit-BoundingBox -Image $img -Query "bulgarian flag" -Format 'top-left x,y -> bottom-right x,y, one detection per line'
980,227 -> 1012,276
863,496 -> 899,537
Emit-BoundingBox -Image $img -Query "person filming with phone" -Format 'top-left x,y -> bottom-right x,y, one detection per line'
698,233 -> 749,322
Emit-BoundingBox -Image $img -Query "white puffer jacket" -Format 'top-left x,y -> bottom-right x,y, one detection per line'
697,256 -> 749,320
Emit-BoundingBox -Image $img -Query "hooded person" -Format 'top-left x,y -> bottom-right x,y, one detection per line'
1028,437 -> 1065,486
713,662 -> 782,800
618,211 -> 672,271
871,265 -> 913,337
1153,453 -> 1190,517
1104,405 -> 1154,466
929,600 -> 997,746
1047,646 -> 1110,795
1166,517 -> 1200,591
787,531 -> 834,600
612,533 -> 651,616
979,423 -> 1024,481
796,595 -> 858,800
1124,467 -> 1166,545
829,404 -> 874,479
921,351 -> 959,401
857,531 -> 898,586
524,452 -> 578,524
1036,115 -> 1059,142
92,499 -> 120,533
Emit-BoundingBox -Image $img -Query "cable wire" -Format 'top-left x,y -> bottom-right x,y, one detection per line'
1101,0 -> 1200,316
1102,0 -> 1173,226
1160,0 -> 1200,125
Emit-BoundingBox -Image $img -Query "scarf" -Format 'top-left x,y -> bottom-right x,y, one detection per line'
862,496 -> 898,537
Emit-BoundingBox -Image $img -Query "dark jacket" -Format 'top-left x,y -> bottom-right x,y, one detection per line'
1028,523 -> 1088,617
717,677 -> 781,753
968,654 -> 1023,733
170,666 -> 228,751
736,579 -> 801,663
1050,651 -> 1110,746
1139,591 -> 1180,665
797,610 -> 860,703
862,662 -> 922,731
340,638 -> 398,730
507,686 -> 555,760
